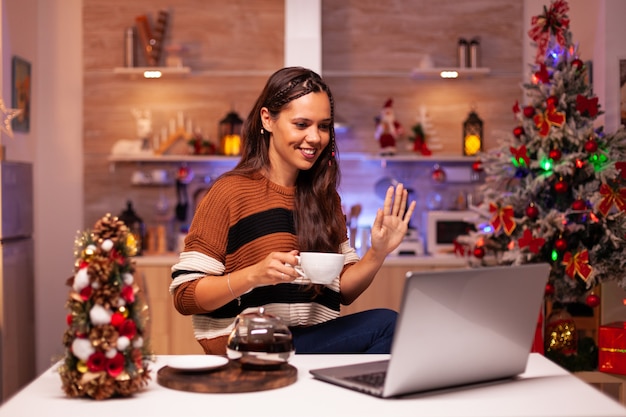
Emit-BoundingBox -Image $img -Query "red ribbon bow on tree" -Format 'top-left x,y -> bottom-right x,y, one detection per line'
598,183 -> 626,216
510,145 -> 530,167
533,102 -> 565,137
518,228 -> 546,254
562,249 -> 592,282
489,203 -> 516,236
528,0 -> 570,64
576,95 -> 599,118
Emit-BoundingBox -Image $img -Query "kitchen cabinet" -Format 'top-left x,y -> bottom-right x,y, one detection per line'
340,257 -> 467,316
135,255 -> 467,354
135,261 -> 204,355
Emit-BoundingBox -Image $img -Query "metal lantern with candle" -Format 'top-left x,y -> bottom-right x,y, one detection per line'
219,110 -> 243,156
463,109 -> 483,156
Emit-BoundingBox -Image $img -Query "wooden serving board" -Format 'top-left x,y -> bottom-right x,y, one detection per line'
157,361 -> 298,393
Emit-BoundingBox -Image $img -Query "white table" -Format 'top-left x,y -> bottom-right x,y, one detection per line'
1,354 -> 625,417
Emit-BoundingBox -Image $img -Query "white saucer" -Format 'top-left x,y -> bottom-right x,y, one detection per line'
167,355 -> 229,372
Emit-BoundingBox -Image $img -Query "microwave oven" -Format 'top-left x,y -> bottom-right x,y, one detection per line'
424,210 -> 477,255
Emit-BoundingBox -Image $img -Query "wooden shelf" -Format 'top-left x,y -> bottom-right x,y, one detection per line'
109,152 -> 476,164
108,154 -> 239,163
410,67 -> 491,80
112,66 -> 191,78
340,152 -> 478,163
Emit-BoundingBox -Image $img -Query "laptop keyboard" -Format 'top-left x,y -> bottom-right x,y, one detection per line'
345,371 -> 387,388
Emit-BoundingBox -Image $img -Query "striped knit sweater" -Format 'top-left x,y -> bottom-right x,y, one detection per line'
170,172 -> 359,344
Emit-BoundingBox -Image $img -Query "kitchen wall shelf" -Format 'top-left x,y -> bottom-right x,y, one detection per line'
109,152 -> 477,164
113,66 -> 191,78
340,152 -> 478,163
108,154 -> 239,163
410,67 -> 491,80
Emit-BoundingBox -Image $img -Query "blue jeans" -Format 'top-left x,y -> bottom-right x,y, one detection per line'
289,308 -> 397,354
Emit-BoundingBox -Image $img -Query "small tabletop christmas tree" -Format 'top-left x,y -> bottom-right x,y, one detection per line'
458,0 -> 626,319
59,214 -> 152,400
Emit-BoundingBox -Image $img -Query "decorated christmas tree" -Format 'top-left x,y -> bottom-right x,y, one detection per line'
59,214 -> 152,400
459,1 -> 626,312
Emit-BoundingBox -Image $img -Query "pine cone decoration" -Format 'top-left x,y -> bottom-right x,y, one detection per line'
88,255 -> 113,286
59,367 -> 83,398
84,373 -> 116,400
91,285 -> 120,309
115,370 -> 151,397
92,214 -> 128,242
88,324 -> 118,351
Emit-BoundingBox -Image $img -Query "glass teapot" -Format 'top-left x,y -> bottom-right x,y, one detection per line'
226,307 -> 294,369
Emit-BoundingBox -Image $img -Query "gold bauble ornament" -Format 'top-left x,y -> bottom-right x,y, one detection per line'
76,360 -> 88,373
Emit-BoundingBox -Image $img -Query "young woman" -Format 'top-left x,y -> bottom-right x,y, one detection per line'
170,67 -> 416,355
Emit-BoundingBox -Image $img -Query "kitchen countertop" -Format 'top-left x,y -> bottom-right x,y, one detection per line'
2,354 -> 625,417
133,253 -> 468,268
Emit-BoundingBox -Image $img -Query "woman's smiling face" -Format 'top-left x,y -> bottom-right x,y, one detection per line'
261,91 -> 332,186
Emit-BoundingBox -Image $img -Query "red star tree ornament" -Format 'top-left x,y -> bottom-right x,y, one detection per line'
576,95 -> 599,118
518,228 -> 546,254
510,145 -> 530,167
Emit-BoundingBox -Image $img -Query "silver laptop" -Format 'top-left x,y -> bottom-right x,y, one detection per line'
310,263 -> 550,398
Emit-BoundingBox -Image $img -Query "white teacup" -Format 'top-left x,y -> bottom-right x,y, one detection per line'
294,252 -> 345,284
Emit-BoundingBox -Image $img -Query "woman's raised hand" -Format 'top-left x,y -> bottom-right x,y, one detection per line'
369,183 -> 416,257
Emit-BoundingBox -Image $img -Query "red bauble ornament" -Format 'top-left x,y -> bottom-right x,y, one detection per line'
584,139 -> 598,153
431,165 -> 447,183
572,199 -> 587,211
525,204 -> 539,219
545,283 -> 555,296
473,247 -> 485,259
547,96 -> 558,108
549,148 -> 562,161
586,293 -> 600,308
554,179 -> 568,194
554,238 -> 568,252
523,106 -> 536,118
572,58 -> 584,70
513,126 -> 524,138
472,160 -> 483,172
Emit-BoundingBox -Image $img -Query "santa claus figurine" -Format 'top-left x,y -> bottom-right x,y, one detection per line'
375,98 -> 404,155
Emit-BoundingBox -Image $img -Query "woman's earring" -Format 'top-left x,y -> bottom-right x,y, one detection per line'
260,128 -> 265,135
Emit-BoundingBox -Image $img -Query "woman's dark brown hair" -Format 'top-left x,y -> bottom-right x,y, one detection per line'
226,66 -> 343,253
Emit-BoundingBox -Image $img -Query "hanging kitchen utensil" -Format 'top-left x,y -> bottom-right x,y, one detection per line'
175,178 -> 188,222
374,176 -> 399,200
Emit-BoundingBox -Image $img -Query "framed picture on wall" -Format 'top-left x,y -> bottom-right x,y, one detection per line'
620,59 -> 626,127
11,56 -> 31,132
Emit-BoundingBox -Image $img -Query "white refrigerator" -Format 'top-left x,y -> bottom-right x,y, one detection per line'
0,162 -> 35,402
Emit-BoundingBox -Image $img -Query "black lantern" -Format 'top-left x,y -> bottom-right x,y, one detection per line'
463,110 -> 483,156
219,110 -> 243,156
